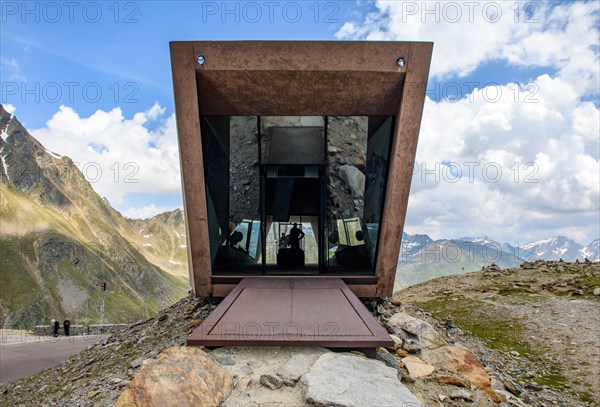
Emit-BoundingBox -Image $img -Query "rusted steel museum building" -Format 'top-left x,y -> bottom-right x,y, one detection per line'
171,41 -> 432,349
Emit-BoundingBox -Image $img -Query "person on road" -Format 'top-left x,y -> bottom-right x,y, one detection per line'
53,319 -> 60,337
63,319 -> 71,336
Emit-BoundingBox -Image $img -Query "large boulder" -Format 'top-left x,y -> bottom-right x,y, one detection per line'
422,345 -> 501,403
302,353 -> 422,407
115,346 -> 232,407
387,312 -> 447,352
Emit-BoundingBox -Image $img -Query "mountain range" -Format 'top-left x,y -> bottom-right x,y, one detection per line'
0,105 -> 189,328
395,232 -> 599,289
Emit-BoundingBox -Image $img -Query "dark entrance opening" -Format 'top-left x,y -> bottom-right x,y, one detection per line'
263,167 -> 323,274
261,125 -> 325,275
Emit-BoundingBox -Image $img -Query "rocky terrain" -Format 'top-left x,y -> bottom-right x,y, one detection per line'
397,260 -> 600,406
1,260 -> 597,406
0,105 -> 188,328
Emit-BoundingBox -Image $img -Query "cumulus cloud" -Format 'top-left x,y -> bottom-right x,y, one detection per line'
32,103 -> 181,206
406,75 -> 600,243
337,1 -> 599,243
122,204 -> 182,220
336,1 -> 599,95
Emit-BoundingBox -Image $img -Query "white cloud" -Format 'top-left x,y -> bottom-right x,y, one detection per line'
0,57 -> 27,82
3,104 -> 16,114
336,1 -> 599,94
338,1 -> 599,243
406,75 -> 600,243
122,204 -> 182,220
31,103 -> 181,206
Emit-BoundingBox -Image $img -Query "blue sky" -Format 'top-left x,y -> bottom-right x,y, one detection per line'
1,1 -> 599,244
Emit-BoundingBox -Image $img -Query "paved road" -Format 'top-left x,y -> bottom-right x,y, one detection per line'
0,335 -> 105,383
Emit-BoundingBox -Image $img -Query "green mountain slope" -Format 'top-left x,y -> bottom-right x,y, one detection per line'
0,105 -> 188,328
128,209 -> 188,276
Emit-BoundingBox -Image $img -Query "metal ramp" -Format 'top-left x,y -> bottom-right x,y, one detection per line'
188,278 -> 392,353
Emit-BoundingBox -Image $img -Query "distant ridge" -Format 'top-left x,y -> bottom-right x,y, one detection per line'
396,232 -> 599,289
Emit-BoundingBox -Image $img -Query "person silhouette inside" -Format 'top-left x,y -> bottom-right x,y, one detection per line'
288,223 -> 305,250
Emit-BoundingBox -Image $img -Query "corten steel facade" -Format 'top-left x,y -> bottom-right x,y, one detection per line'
170,41 -> 433,298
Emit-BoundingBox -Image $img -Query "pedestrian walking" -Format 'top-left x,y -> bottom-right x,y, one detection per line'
63,318 -> 71,336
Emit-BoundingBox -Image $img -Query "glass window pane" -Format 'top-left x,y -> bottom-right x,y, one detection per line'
201,116 -> 262,273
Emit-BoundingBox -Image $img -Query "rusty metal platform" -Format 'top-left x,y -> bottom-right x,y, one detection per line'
188,278 -> 393,350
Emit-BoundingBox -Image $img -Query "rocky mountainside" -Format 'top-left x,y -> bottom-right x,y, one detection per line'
396,233 -> 599,289
128,209 -> 188,276
0,105 -> 188,328
1,260 -> 597,406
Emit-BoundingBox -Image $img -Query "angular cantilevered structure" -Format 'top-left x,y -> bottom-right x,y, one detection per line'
170,41 -> 432,301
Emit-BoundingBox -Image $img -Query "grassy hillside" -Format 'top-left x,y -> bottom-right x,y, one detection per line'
0,184 -> 188,327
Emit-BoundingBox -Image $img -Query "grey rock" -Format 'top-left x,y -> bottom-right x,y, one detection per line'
260,374 -> 283,390
449,389 -> 473,401
212,355 -> 236,366
375,349 -> 404,374
302,353 -> 422,407
504,379 -> 523,395
387,312 -> 447,351
130,356 -> 147,368
276,353 -> 320,386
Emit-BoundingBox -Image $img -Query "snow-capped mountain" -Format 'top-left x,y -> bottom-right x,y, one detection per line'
521,236 -> 595,262
399,232 -> 434,259
580,239 -> 600,262
400,234 -> 599,265
396,233 -> 599,287
457,236 -> 498,245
